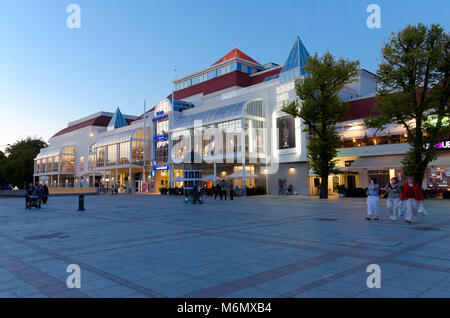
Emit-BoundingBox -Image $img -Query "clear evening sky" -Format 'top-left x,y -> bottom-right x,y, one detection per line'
0,0 -> 449,151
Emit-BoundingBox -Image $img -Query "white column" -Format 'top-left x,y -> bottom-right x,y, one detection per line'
241,118 -> 246,196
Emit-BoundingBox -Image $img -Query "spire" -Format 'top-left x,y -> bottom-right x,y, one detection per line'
107,107 -> 128,131
279,36 -> 310,83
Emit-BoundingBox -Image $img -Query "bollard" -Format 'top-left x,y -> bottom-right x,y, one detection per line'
77,195 -> 86,211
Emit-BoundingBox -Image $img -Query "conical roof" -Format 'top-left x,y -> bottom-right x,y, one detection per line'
107,107 -> 128,131
279,36 -> 310,83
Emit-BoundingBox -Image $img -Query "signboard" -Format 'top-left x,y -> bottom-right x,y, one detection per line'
153,165 -> 169,171
277,115 -> 296,150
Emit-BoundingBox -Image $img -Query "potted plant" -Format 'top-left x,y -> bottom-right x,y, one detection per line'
336,184 -> 347,198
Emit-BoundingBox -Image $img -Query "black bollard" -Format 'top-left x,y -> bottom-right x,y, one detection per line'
77,195 -> 86,211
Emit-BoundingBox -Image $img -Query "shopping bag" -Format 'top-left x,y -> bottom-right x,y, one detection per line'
418,201 -> 428,216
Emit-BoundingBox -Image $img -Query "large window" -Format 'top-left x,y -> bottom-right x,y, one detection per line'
60,146 -> 76,172
106,145 -> 116,166
53,156 -> 59,172
217,120 -> 242,155
131,128 -> 150,162
79,157 -> 84,171
95,147 -> 105,167
119,142 -> 130,165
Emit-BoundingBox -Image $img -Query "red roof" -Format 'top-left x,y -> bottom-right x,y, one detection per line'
52,115 -> 134,138
345,96 -> 379,121
212,48 -> 259,66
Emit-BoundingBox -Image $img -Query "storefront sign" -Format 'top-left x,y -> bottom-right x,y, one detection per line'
436,140 -> 450,150
153,165 -> 169,171
153,134 -> 169,142
152,113 -> 168,122
426,139 -> 450,151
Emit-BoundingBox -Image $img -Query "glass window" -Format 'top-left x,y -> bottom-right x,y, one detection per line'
95,147 -> 105,167
119,142 -> 130,165
207,69 -> 216,80
79,156 -> 84,171
53,156 -> 59,172
106,145 -> 116,166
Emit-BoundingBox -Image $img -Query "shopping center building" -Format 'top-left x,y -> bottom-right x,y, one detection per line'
33,36 -> 450,195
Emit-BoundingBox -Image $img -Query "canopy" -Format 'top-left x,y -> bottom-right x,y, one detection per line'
36,147 -> 62,160
202,175 -> 219,181
173,176 -> 184,182
94,129 -> 136,148
429,152 -> 450,166
350,155 -> 405,169
226,171 -> 258,179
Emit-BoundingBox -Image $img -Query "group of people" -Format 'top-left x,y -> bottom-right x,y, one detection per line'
366,176 -> 424,224
25,183 -> 49,208
213,180 -> 240,200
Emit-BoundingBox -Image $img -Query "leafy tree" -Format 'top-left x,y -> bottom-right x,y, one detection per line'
0,137 -> 47,188
365,23 -> 450,185
282,52 -> 360,199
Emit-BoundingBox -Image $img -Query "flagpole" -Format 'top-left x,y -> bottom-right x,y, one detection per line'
143,100 -> 146,192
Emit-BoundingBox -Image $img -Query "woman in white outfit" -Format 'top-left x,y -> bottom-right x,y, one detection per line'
400,176 -> 424,224
385,177 -> 401,221
366,178 -> 380,221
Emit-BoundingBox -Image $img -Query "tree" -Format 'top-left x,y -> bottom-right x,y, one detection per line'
365,23 -> 450,186
0,137 -> 47,187
282,52 -> 360,199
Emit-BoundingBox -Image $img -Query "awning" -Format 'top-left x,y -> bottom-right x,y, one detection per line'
429,152 -> 450,166
36,148 -> 61,159
94,129 -> 136,148
226,171 -> 258,179
350,155 -> 405,169
173,176 -> 184,182
202,175 -> 219,181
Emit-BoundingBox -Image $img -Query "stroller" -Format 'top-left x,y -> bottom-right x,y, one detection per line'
26,194 -> 41,210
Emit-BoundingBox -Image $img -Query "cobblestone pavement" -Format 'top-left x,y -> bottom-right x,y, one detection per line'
0,194 -> 448,298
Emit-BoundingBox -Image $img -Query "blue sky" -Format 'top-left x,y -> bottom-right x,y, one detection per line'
0,0 -> 449,150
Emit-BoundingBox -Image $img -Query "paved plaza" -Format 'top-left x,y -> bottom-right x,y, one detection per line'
0,194 -> 449,298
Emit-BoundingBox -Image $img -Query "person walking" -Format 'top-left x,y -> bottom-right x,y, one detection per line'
385,177 -> 401,221
36,184 -> 44,209
401,176 -> 424,224
43,184 -> 49,204
366,178 -> 380,221
229,180 -> 234,200
192,183 -> 202,204
214,182 -> 222,200
221,180 -> 227,200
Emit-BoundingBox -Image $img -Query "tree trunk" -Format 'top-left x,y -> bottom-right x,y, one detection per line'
319,174 -> 329,199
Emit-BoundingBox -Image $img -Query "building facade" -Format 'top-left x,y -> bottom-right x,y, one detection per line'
34,36 -> 450,194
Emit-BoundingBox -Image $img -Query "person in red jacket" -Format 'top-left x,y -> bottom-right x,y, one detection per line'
400,176 -> 424,224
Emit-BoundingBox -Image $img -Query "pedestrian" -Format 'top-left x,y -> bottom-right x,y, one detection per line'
221,180 -> 227,200
366,178 -> 380,221
25,183 -> 35,208
36,184 -> 44,209
401,176 -> 424,224
43,184 -> 49,204
235,184 -> 240,196
214,182 -> 221,200
385,177 -> 401,221
193,183 -> 202,204
229,180 -> 234,200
